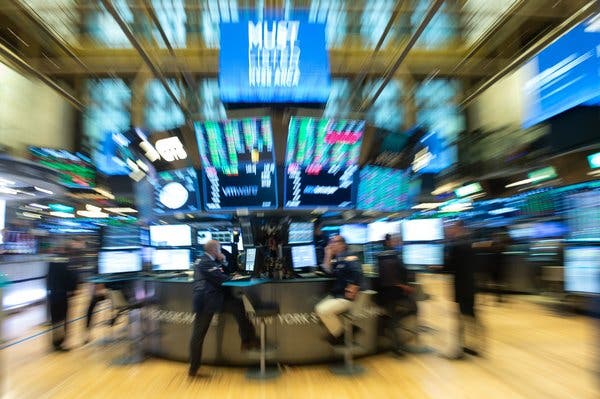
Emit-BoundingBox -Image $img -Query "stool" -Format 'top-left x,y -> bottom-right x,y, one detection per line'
106,289 -> 145,365
241,294 -> 280,380
330,290 -> 376,376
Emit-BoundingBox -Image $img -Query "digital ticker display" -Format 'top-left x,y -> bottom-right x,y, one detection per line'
195,118 -> 278,210
29,147 -> 96,189
284,117 -> 364,209
358,166 -> 409,211
152,167 -> 201,214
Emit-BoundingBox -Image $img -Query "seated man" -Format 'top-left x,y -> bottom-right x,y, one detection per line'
315,235 -> 364,346
377,233 -> 417,354
188,240 -> 259,378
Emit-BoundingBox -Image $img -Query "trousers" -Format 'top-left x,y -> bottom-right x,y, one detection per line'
315,295 -> 353,337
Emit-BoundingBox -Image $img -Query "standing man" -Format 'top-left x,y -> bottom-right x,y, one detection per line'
315,235 -> 364,346
440,220 -> 483,358
188,240 -> 259,377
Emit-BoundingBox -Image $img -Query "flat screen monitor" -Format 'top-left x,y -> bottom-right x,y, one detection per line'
567,190 -> 600,242
403,244 -> 444,266
196,230 -> 212,245
522,17 -> 600,128
357,166 -> 409,211
245,247 -> 257,272
219,15 -> 330,104
29,147 -> 96,189
152,249 -> 191,271
98,250 -> 142,274
402,219 -> 444,242
152,167 -> 201,214
284,117 -> 364,209
367,221 -> 402,243
564,246 -> 600,294
340,224 -> 368,244
221,244 -> 233,254
150,225 -> 192,247
291,245 -> 317,269
289,222 -> 314,244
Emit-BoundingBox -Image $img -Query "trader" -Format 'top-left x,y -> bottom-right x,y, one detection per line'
315,235 -> 364,346
188,240 -> 259,377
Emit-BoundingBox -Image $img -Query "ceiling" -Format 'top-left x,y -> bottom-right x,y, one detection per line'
0,0 -> 596,116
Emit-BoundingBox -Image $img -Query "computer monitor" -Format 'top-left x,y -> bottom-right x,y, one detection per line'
152,248 -> 191,271
340,224 -> 368,244
401,219 -> 444,242
291,245 -> 317,269
402,244 -> 444,267
564,246 -> 600,294
150,224 -> 192,247
288,222 -> 314,244
245,247 -> 257,272
221,244 -> 233,254
367,221 -> 401,242
98,250 -> 142,274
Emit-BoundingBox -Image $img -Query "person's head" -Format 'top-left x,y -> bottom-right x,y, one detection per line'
328,235 -> 347,256
204,240 -> 222,258
446,220 -> 469,239
384,233 -> 402,248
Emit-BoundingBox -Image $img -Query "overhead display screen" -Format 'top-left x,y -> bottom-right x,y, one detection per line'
202,163 -> 277,210
98,250 -> 142,274
367,221 -> 402,243
152,249 -> 191,271
358,166 -> 409,211
288,222 -> 314,244
219,14 -> 331,104
403,244 -> 444,266
284,117 -> 364,209
195,118 -> 274,174
152,167 -> 201,214
564,246 -> 600,294
340,224 -> 368,245
523,16 -> 600,127
195,118 -> 277,210
29,147 -> 96,189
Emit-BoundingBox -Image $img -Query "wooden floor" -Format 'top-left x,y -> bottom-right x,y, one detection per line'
1,277 -> 599,399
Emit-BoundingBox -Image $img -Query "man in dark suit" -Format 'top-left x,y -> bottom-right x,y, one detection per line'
188,240 -> 258,377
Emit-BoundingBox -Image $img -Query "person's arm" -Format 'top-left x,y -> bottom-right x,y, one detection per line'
321,245 -> 333,274
200,256 -> 232,286
344,260 -> 363,300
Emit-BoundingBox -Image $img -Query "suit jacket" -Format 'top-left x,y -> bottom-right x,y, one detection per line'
192,254 -> 232,313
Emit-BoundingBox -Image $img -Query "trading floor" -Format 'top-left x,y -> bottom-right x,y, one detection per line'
1,276 -> 598,399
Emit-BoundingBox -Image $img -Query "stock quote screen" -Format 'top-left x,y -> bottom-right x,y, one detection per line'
284,117 -> 364,209
194,118 -> 277,210
29,147 -> 96,189
152,167 -> 201,214
357,166 -> 410,211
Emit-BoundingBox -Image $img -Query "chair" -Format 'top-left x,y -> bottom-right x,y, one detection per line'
330,290 -> 376,376
106,289 -> 145,365
241,294 -> 280,380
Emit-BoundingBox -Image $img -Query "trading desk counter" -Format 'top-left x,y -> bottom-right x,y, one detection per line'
143,276 -> 380,365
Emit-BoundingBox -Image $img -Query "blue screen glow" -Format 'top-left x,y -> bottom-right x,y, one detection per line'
523,16 -> 600,127
219,13 -> 331,103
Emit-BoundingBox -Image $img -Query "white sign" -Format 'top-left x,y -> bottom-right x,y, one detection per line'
248,21 -> 301,88
154,137 -> 187,162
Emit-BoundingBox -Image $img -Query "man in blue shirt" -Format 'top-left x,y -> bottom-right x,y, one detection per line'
315,235 -> 364,346
188,240 -> 258,377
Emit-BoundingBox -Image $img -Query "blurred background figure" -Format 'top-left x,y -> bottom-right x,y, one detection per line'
46,241 -> 78,351
439,220 -> 484,359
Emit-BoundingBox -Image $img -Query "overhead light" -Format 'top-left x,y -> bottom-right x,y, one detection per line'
77,210 -> 108,218
136,159 -> 149,172
506,177 -> 537,188
454,182 -> 482,198
587,170 -> 600,176
34,186 -> 53,195
22,212 -> 42,219
432,182 -> 461,196
412,203 -> 442,210
105,207 -> 138,213
93,188 -> 115,200
85,204 -> 102,212
0,187 -> 18,195
29,203 -> 49,209
50,211 -> 74,218
527,166 -> 557,182
587,152 -> 600,169
0,178 -> 15,186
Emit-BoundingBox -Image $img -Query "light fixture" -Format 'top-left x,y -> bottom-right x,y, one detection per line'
412,203 -> 442,210
93,188 -> 115,200
50,211 -> 75,218
104,207 -> 138,213
22,212 -> 42,219
0,187 -> 18,195
77,210 -> 109,218
34,186 -> 53,195
85,204 -> 102,212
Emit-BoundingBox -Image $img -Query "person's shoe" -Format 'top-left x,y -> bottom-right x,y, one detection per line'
188,368 -> 198,378
463,347 -> 480,356
53,345 -> 70,352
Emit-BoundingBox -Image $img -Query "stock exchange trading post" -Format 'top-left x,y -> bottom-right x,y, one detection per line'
284,117 -> 364,209
194,118 -> 278,210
